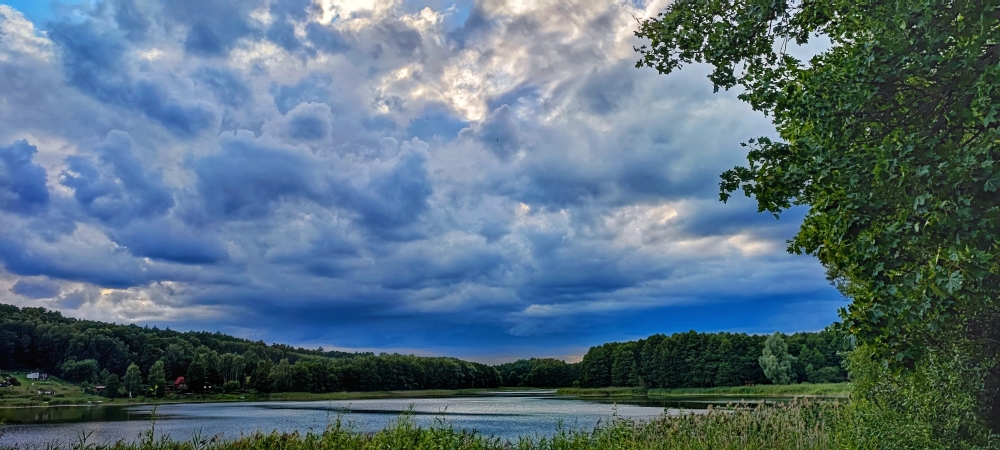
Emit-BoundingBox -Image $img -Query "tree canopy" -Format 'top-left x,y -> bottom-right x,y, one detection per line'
635,0 -> 1000,436
637,0 -> 1000,367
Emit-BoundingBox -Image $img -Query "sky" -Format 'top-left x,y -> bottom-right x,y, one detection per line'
0,0 -> 845,363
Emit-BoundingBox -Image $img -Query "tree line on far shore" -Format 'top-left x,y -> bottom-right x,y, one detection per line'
575,328 -> 849,389
0,304 -> 845,398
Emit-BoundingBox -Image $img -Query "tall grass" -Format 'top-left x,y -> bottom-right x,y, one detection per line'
648,383 -> 850,397
556,383 -> 850,398
3,399 -> 846,450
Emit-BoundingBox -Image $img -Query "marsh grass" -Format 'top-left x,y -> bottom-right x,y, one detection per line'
648,383 -> 851,398
556,383 -> 850,399
1,399 -> 846,450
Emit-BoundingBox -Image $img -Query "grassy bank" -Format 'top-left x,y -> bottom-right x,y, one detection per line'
554,387 -> 647,397
0,385 -> 534,408
3,400 -> 844,450
0,372 -> 103,407
557,383 -> 850,398
649,383 -> 850,398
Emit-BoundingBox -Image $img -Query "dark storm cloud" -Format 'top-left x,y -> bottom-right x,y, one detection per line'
0,0 -> 844,359
351,143 -> 433,232
112,0 -> 151,41
193,67 -> 254,108
161,0 -> 265,56
0,140 -> 49,214
281,102 -> 334,141
114,219 -> 229,264
193,132 -> 327,219
577,65 -> 635,115
11,278 -> 60,299
49,19 -> 217,137
61,131 -> 174,224
461,105 -> 521,161
0,236 -> 150,288
305,22 -> 350,54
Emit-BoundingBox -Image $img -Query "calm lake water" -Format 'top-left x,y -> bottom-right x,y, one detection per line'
0,391 -> 757,447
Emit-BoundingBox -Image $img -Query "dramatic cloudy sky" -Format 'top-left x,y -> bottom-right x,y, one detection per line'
0,0 -> 844,362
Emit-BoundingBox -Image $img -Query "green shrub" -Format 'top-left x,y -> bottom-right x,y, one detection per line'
834,346 -> 1000,449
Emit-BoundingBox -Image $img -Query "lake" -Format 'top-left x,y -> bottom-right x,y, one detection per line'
0,391 -> 762,447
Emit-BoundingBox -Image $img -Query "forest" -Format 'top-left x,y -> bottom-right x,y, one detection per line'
575,329 -> 849,389
0,304 -> 500,394
0,303 -> 845,396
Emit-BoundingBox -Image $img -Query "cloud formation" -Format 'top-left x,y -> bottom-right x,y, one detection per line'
0,0 -> 843,361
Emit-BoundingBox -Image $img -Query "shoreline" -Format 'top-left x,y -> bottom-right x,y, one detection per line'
0,387 -> 551,410
555,382 -> 851,399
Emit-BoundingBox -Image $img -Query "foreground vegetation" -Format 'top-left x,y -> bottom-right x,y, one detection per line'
3,400 -> 848,450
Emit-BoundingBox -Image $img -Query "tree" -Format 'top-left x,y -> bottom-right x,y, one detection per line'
270,358 -> 293,392
759,332 -> 795,385
147,360 -> 166,397
60,359 -> 99,383
186,356 -> 208,394
103,374 -> 121,399
123,363 -> 142,399
636,0 -> 1000,436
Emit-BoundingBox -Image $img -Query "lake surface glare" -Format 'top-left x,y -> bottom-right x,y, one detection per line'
0,391 -> 708,447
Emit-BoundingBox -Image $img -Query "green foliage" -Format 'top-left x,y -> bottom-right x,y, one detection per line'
186,356 -> 208,393
0,304 -> 500,396
577,329 -> 846,389
759,332 -> 796,385
495,358 -> 579,388
636,0 -> 1000,370
123,363 -> 142,399
635,0 -> 1000,437
147,360 -> 166,398
102,374 -> 121,399
835,345 -> 999,449
60,359 -> 99,383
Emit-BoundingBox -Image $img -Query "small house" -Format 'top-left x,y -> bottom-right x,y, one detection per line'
27,372 -> 39,380
37,389 -> 54,395
174,376 -> 188,391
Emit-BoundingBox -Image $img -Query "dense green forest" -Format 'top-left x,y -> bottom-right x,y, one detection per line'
0,304 -> 500,394
0,304 -> 844,397
576,328 -> 849,388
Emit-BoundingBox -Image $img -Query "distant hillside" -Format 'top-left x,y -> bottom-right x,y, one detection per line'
0,304 -> 848,396
0,304 -> 500,395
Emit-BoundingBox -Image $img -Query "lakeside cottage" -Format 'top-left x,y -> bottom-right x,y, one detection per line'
26,372 -> 48,381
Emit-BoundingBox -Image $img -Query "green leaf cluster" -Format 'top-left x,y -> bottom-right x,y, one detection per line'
638,0 -> 1000,369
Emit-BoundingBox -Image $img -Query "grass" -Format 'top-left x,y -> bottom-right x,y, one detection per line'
556,383 -> 850,398
554,387 -> 648,397
648,383 -> 850,398
0,399 -> 846,450
0,372 -> 104,407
